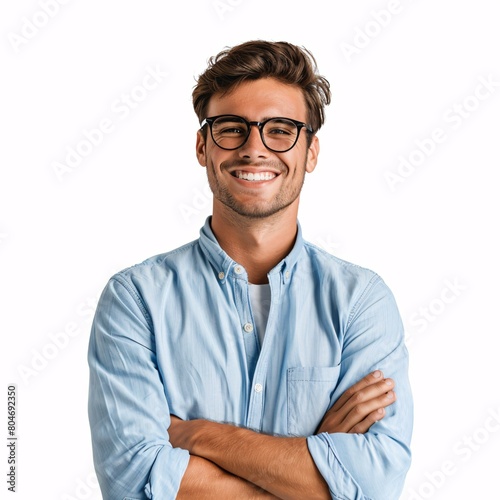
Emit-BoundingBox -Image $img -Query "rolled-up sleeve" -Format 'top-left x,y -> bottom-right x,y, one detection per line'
307,277 -> 413,500
88,276 -> 189,500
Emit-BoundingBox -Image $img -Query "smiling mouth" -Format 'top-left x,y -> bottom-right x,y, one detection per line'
231,170 -> 278,181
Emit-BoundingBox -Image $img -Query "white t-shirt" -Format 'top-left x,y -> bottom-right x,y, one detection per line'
248,283 -> 271,346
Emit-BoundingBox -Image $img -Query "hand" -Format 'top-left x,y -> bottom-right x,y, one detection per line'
316,370 -> 396,434
168,415 -> 199,451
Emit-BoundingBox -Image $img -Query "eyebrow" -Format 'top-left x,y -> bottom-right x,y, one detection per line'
214,116 -> 244,123
268,118 -> 294,124
222,115 -> 294,123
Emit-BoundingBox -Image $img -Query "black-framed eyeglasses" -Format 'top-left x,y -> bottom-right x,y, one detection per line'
200,114 -> 313,153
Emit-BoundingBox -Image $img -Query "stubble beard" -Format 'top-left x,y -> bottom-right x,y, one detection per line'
206,157 -> 307,220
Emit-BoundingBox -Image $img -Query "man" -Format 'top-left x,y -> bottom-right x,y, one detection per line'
88,41 -> 413,499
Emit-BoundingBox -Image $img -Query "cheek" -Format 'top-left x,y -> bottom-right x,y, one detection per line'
204,143 -> 221,164
282,151 -> 308,175
206,154 -> 221,172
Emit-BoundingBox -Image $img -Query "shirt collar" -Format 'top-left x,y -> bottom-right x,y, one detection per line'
198,216 -> 304,283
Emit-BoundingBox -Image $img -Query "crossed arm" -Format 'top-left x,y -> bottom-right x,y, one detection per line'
169,370 -> 396,499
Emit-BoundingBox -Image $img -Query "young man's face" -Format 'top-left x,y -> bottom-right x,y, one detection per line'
196,78 -> 319,220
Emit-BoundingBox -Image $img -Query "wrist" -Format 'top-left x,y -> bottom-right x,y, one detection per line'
188,419 -> 218,456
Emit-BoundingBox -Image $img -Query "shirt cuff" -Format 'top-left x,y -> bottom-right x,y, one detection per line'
307,433 -> 371,500
144,446 -> 190,499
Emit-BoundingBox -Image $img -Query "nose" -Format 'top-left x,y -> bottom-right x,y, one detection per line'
238,124 -> 269,159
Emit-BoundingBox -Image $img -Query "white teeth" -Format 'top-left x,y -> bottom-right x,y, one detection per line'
235,171 -> 277,181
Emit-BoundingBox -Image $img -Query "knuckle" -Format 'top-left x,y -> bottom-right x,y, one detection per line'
351,403 -> 365,417
351,391 -> 364,405
344,387 -> 356,399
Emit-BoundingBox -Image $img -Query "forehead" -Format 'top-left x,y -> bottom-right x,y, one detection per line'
206,78 -> 307,121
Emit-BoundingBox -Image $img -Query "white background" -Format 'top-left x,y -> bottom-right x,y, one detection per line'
1,1 -> 499,498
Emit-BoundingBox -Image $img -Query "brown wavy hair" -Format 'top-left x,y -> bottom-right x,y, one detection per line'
192,40 -> 331,135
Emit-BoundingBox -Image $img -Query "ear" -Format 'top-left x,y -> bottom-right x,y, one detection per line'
305,134 -> 320,173
196,130 -> 207,167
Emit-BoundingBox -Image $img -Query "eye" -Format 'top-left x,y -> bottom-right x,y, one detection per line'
267,127 -> 292,135
213,117 -> 248,136
265,119 -> 296,136
218,126 -> 246,135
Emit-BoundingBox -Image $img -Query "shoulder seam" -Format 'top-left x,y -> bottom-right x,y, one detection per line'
346,273 -> 383,329
110,274 -> 153,330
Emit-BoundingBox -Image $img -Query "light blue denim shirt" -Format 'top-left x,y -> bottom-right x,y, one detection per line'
88,217 -> 412,500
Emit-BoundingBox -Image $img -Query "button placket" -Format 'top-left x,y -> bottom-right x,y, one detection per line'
231,268 -> 259,385
245,271 -> 284,430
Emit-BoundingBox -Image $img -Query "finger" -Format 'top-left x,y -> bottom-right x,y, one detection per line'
348,408 -> 386,434
333,377 -> 395,418
316,388 -> 394,435
341,390 -> 396,431
330,370 -> 385,412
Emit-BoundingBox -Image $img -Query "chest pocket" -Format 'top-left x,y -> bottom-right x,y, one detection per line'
287,365 -> 341,437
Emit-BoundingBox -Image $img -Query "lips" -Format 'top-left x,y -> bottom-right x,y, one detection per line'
232,170 -> 278,181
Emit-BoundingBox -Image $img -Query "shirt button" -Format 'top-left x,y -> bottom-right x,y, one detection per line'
218,272 -> 225,280
254,383 -> 263,393
285,271 -> 290,279
243,322 -> 254,333
234,265 -> 243,274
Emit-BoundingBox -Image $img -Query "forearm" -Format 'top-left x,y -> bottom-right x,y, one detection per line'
170,370 -> 398,499
184,421 -> 330,500
177,455 -> 278,499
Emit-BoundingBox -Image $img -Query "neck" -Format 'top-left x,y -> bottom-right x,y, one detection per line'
210,204 -> 298,284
